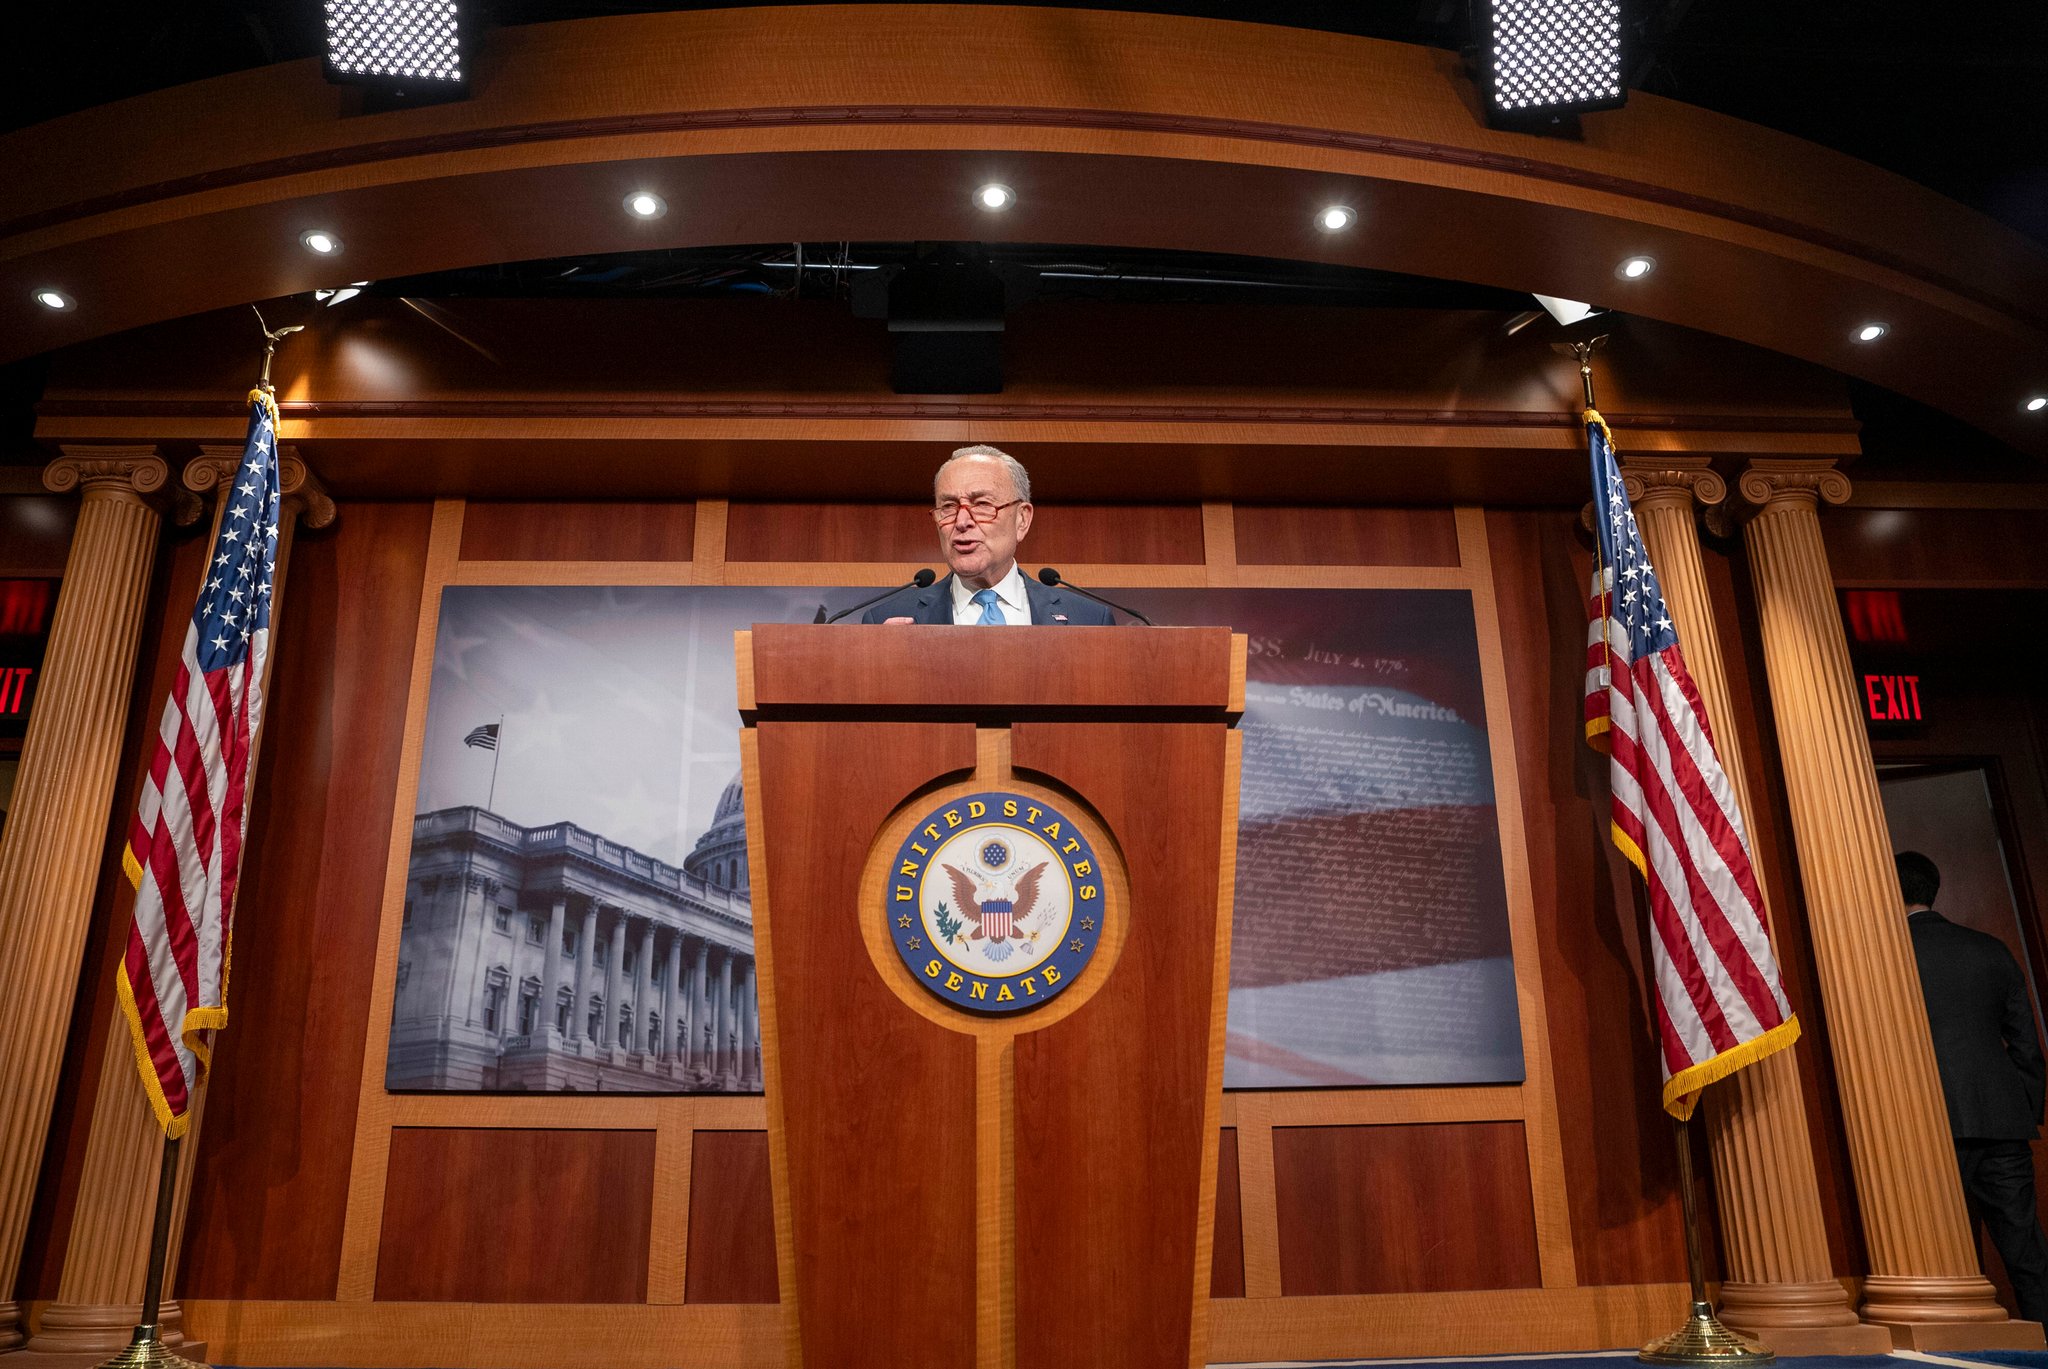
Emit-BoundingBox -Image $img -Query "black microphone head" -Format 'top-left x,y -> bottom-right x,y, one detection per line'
913,567 -> 937,588
1037,566 -> 1061,585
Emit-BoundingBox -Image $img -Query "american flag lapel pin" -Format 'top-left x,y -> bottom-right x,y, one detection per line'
1053,614 -> 1068,623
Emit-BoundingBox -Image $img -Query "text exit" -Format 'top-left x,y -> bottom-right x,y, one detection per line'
1863,673 -> 1922,723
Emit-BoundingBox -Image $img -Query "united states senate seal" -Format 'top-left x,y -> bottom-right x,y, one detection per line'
885,790 -> 1103,1014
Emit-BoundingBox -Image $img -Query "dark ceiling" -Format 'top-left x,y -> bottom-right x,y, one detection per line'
8,1 -> 2048,243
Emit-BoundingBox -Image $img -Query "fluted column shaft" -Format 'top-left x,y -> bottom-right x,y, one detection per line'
1626,459 -> 1884,1352
1741,460 -> 2026,1344
24,447 -> 333,1356
637,922 -> 657,1054
742,962 -> 759,1088
602,911 -> 626,1048
716,952 -> 735,1080
692,940 -> 711,1071
542,896 -> 568,1042
571,903 -> 596,1044
0,451 -> 169,1348
660,934 -> 679,1063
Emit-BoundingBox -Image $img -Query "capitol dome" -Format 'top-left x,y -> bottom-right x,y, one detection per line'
686,769 -> 750,895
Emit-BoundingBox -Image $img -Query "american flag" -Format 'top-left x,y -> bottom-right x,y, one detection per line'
116,393 -> 281,1137
1582,410 -> 1800,1120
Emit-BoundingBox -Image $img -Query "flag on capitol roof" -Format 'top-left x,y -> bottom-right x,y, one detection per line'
1582,409 -> 1800,1120
116,390 -> 283,1137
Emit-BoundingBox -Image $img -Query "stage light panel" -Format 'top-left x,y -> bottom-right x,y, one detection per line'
325,0 -> 465,89
1477,0 -> 1625,119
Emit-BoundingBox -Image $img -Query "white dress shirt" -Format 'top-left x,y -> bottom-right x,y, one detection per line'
949,562 -> 1030,625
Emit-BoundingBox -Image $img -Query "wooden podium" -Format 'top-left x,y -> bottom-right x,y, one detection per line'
737,624 -> 1245,1369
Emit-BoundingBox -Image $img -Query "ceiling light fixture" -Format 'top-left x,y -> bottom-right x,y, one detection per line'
34,288 -> 74,311
1856,323 -> 1888,342
1617,255 -> 1655,279
2027,396 -> 2047,413
301,230 -> 343,255
974,183 -> 1015,212
1316,205 -> 1357,232
624,191 -> 667,219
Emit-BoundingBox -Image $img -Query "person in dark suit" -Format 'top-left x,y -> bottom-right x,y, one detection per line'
862,444 -> 1115,626
1900,849 -> 2048,1323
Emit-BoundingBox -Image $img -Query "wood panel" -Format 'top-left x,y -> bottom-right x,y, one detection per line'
179,501 -> 435,1299
0,494 -> 78,575
1273,1122 -> 1542,1295
13,526 -> 207,1298
458,501 -> 694,563
1234,506 -> 1462,568
685,1131 -> 778,1305
726,501 -> 1206,567
753,719 -> 978,1369
1482,509 -> 1701,1286
1211,1128 -> 1244,1300
1010,721 -> 1226,1369
747,623 -> 1238,713
1824,507 -> 2048,588
374,1127 -> 655,1303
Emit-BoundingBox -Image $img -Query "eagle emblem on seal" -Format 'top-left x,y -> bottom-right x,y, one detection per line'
941,856 -> 1050,963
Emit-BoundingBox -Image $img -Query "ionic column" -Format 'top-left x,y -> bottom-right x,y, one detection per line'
716,951 -> 735,1081
601,908 -> 627,1048
570,901 -> 597,1044
741,961 -> 760,1088
1624,457 -> 1887,1353
0,450 -> 170,1348
692,939 -> 712,1071
22,450 -> 332,1357
637,921 -> 658,1055
541,895 -> 568,1043
659,934 -> 679,1063
1740,459 -> 2036,1349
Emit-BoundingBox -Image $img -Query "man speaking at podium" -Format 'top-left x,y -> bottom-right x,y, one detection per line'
863,444 -> 1115,626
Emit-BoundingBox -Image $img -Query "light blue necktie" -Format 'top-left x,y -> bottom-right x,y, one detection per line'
971,588 -> 1004,625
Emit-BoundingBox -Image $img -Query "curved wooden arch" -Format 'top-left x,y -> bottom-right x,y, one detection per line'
4,4 -> 2046,454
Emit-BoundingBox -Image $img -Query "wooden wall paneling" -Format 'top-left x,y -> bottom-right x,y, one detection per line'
1229,564 -> 1470,590
1262,1088 -> 1524,1126
334,498 -> 466,1302
1008,720 -> 1227,1369
1458,506 -> 1576,1289
1705,541 -> 1864,1275
683,1131 -> 779,1305
693,499 -> 728,585
1272,1122 -> 1543,1295
1482,508 -> 1700,1286
177,500 -> 436,1300
1234,506 -> 1463,567
1233,1092 -> 1281,1299
0,494 -> 79,575
1211,1129 -> 1245,1300
1016,505 -> 1206,566
14,527 -> 205,1298
723,502 -> 1206,567
457,502 -> 695,563
1824,508 -> 2048,588
649,1103 -> 692,1305
450,561 -> 696,586
374,1127 -> 655,1304
1201,502 -> 1236,585
721,561 -> 1212,588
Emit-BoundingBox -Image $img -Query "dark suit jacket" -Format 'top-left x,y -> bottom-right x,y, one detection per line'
1909,909 -> 2047,1140
859,572 -> 1116,625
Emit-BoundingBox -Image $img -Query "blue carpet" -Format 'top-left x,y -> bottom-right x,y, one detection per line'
1215,1356 -> 1904,1368
1937,1355 -> 2048,1367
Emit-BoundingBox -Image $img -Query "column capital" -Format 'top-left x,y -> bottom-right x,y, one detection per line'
1620,454 -> 1728,510
44,447 -> 169,501
1738,458 -> 1851,514
186,445 -> 337,529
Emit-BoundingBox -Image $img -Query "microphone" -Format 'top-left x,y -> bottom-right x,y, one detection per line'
1037,567 -> 1154,625
824,568 -> 937,624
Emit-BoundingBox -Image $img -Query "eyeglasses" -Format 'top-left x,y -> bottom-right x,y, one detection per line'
931,497 -> 1024,525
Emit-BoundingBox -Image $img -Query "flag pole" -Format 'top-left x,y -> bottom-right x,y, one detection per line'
486,712 -> 504,812
95,1135 -> 200,1369
1564,340 -> 1771,1369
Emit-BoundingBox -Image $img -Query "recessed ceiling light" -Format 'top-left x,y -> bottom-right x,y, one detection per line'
1316,205 -> 1357,232
2027,396 -> 2047,413
1856,323 -> 1888,342
301,229 -> 343,255
974,183 -> 1015,211
1617,255 -> 1655,280
624,191 -> 667,219
34,288 -> 74,311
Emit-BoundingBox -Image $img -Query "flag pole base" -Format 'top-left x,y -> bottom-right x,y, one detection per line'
92,1323 -> 208,1369
1639,1301 -> 1775,1365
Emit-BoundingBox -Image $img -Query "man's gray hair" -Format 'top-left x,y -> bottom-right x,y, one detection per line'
936,444 -> 1032,503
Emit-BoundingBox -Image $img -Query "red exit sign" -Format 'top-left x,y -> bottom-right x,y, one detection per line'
1864,673 -> 1923,723
0,665 -> 31,717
